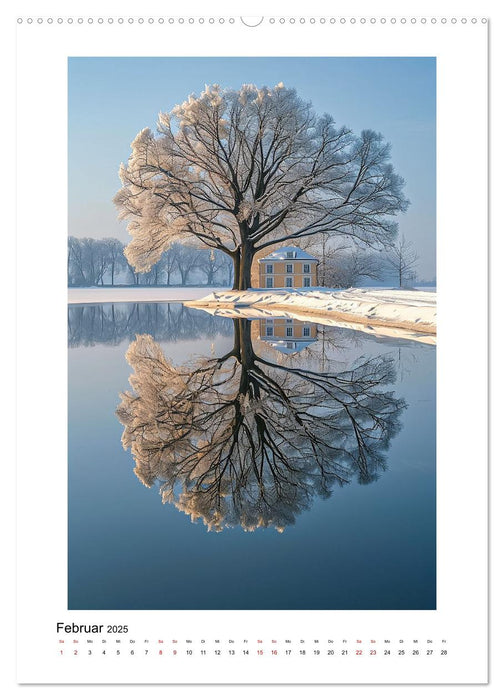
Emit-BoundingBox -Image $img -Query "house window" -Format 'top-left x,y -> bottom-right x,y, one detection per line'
266,326 -> 273,336
286,277 -> 293,287
266,264 -> 273,274
303,263 -> 310,273
286,327 -> 293,337
303,326 -> 311,337
266,277 -> 273,288
286,251 -> 294,259
286,319 -> 293,323
286,342 -> 294,349
286,263 -> 293,273
266,318 -> 273,324
303,277 -> 311,287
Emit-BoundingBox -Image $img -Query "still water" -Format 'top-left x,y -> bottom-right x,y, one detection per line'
68,302 -> 435,610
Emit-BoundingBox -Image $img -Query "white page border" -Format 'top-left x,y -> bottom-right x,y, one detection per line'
15,15 -> 487,684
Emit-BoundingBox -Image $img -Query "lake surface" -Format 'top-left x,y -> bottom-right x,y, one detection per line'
68,302 -> 436,610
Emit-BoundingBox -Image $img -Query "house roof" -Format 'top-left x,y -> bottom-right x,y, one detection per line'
258,245 -> 319,262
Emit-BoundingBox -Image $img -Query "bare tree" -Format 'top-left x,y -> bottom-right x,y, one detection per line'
68,236 -> 86,285
115,83 -> 409,290
92,240 -> 111,285
141,256 -> 166,285
173,245 -> 199,285
157,245 -> 180,286
304,235 -> 352,287
125,259 -> 140,285
103,238 -> 125,286
325,247 -> 384,288
196,248 -> 226,285
385,234 -> 419,288
68,237 -> 109,286
222,256 -> 234,286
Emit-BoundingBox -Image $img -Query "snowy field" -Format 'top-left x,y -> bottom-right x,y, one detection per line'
68,286 -> 227,304
187,287 -> 437,337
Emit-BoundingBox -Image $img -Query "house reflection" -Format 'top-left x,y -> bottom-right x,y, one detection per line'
258,318 -> 318,354
117,319 -> 406,533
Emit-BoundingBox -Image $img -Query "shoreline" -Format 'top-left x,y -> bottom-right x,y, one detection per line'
67,286 -> 436,342
187,299 -> 436,336
186,287 -> 437,337
192,305 -> 436,346
67,286 -> 227,304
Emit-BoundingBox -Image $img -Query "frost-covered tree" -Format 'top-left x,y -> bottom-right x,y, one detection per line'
68,236 -> 85,285
68,237 -> 110,286
385,234 -> 419,288
222,256 -> 234,286
175,245 -> 201,285
325,247 -> 384,289
114,83 -> 409,290
157,245 -> 180,286
196,248 -> 226,285
103,237 -> 126,286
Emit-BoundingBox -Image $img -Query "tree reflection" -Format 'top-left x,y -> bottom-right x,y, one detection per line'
117,319 -> 406,532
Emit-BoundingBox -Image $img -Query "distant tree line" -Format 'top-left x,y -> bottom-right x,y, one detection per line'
68,234 -> 425,289
68,303 -> 233,348
68,237 -> 234,287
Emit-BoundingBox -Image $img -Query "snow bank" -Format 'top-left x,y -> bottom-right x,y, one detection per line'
186,287 -> 437,337
68,287 -> 227,304
67,286 -> 436,343
196,305 -> 435,346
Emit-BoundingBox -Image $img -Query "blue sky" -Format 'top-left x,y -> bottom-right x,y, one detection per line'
68,57 -> 436,279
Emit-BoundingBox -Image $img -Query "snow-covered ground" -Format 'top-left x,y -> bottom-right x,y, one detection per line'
68,286 -> 227,304
68,286 -> 436,342
186,287 -> 436,337
196,305 -> 435,346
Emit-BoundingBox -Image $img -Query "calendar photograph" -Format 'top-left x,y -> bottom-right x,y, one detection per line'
67,56 -> 436,611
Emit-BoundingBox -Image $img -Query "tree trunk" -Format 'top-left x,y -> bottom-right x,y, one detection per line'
232,246 -> 253,291
239,246 -> 253,290
238,319 -> 254,366
236,319 -> 262,400
232,250 -> 241,290
321,233 -> 327,286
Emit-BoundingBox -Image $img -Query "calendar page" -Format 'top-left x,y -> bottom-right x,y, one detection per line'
15,10 -> 488,685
